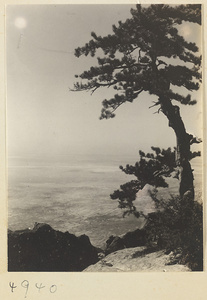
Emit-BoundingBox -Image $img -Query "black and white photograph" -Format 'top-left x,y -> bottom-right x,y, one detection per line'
6,3 -> 203,275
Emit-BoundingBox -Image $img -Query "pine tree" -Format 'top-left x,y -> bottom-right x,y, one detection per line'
72,4 -> 202,200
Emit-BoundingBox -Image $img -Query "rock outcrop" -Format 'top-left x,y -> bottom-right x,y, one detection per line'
8,221 -> 191,272
84,247 -> 191,272
8,223 -> 99,271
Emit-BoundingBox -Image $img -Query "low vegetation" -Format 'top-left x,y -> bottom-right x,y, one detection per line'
145,193 -> 203,271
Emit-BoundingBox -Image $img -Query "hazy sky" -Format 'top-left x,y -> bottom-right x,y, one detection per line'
6,5 -> 202,158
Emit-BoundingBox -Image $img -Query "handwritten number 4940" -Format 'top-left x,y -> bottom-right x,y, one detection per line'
9,281 -> 57,298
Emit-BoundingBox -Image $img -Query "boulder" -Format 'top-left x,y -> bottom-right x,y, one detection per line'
8,223 -> 99,272
105,228 -> 147,255
105,236 -> 125,255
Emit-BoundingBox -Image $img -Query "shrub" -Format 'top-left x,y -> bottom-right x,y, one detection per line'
145,193 -> 203,271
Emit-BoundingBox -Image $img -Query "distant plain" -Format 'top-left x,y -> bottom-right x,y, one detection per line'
8,154 -> 202,248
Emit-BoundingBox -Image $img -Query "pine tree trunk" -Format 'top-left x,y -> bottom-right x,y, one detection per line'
159,95 -> 194,199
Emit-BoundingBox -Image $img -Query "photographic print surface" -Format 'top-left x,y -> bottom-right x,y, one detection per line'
7,4 -> 203,272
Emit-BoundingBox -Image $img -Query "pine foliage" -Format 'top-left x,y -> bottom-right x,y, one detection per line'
73,4 -> 201,119
110,147 -> 176,217
110,146 -> 200,218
